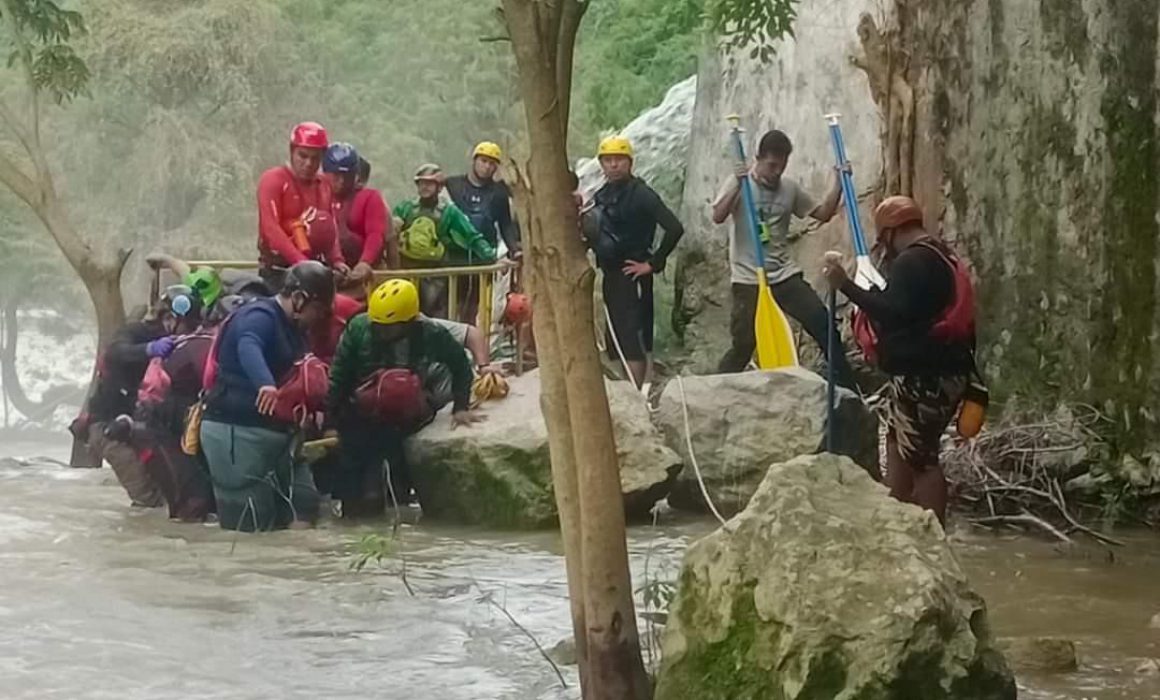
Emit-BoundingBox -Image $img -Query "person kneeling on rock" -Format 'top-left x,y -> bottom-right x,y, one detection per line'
327,278 -> 483,518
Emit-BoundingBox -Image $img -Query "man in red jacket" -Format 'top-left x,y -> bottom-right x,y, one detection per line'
256,121 -> 349,290
324,143 -> 395,279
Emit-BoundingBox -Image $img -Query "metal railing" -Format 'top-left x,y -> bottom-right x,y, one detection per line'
178,259 -> 518,333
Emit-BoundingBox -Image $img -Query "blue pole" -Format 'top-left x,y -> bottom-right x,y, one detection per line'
729,127 -> 767,270
826,120 -> 870,257
826,286 -> 837,453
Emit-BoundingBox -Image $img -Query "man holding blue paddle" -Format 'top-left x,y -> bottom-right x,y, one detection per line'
711,128 -> 855,389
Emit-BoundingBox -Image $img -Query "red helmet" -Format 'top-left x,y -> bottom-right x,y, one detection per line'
290,121 -> 328,150
503,292 -> 532,326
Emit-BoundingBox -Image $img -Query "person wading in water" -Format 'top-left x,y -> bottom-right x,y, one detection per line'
822,196 -> 978,525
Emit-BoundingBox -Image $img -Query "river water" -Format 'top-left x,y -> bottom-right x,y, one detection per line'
1,438 -> 1157,700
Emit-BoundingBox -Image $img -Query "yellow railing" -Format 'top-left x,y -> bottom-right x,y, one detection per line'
179,259 -> 518,333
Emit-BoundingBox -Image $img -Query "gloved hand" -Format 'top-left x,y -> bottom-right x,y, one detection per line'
146,336 -> 176,359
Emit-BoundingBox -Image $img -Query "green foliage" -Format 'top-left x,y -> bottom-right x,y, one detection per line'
708,0 -> 799,62
571,0 -> 703,148
348,533 -> 395,572
1,0 -> 90,102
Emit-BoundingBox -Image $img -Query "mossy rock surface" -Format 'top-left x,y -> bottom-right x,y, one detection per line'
655,454 -> 1016,700
406,371 -> 682,529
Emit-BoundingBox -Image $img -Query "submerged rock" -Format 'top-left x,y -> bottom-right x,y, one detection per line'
406,371 -> 682,528
997,637 -> 1078,673
654,368 -> 877,515
655,453 -> 1016,700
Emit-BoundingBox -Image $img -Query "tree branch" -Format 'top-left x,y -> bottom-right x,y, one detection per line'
555,0 -> 588,131
0,98 -> 38,166
0,147 -> 41,208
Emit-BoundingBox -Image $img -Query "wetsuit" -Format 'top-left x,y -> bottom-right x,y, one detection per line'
588,176 -> 684,361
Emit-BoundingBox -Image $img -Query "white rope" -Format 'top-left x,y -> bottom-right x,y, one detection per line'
676,375 -> 729,529
602,301 -> 643,393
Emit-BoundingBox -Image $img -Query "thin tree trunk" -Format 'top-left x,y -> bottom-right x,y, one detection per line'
503,1 -> 651,697
519,202 -> 591,689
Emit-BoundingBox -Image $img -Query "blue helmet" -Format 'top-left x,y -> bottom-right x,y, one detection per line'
323,142 -> 359,174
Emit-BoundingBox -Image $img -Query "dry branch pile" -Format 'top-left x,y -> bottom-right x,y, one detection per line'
942,405 -> 1137,546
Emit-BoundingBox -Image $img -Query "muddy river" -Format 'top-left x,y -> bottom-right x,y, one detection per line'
1,438 -> 1157,699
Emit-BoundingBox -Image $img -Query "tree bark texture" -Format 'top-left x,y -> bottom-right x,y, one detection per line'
502,0 -> 651,697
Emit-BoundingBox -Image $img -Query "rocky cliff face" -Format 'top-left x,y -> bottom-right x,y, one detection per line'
905,0 -> 1159,451
675,0 -> 1160,449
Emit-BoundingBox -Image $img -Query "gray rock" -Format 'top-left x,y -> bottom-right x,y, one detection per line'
406,371 -> 682,528
997,637 -> 1078,673
655,453 -> 1015,700
575,76 -> 696,208
548,638 -> 578,666
655,368 -> 877,515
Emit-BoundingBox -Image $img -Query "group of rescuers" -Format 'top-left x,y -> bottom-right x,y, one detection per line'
74,119 -> 980,532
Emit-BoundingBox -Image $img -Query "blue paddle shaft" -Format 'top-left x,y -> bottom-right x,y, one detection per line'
730,128 -> 767,269
826,287 -> 837,452
826,121 -> 870,257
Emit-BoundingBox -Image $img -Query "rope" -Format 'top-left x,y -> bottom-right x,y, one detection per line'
676,375 -> 729,528
603,302 -> 641,392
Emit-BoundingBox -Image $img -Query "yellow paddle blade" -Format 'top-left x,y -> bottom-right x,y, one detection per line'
754,277 -> 799,369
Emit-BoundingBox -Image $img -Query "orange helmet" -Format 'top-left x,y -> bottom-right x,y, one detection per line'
503,292 -> 532,326
873,195 -> 924,230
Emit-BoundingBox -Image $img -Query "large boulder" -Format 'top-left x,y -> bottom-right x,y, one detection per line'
406,371 -> 682,528
655,453 -> 1016,700
655,368 -> 877,515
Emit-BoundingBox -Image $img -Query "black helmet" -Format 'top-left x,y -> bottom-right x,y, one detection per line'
282,260 -> 336,306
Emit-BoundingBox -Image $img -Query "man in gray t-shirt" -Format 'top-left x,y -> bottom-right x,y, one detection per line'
711,129 -> 855,388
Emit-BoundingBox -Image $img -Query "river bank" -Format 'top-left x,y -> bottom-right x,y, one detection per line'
1,440 -> 1158,699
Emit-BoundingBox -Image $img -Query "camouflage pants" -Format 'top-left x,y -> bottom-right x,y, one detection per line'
886,374 -> 967,466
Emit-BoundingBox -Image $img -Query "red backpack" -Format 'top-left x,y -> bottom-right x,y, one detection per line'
272,354 -> 331,427
354,368 -> 430,429
137,357 -> 172,407
853,239 -> 975,365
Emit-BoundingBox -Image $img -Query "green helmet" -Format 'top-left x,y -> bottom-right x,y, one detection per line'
184,266 -> 223,308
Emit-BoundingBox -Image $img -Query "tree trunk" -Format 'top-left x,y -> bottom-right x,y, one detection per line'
0,296 -> 54,422
502,1 -> 651,697
516,199 -> 590,690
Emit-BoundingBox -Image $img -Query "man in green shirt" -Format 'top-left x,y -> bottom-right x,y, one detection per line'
393,163 -> 497,319
328,278 -> 483,516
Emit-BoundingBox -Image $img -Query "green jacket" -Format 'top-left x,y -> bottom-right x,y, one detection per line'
393,198 -> 497,263
328,314 -> 474,414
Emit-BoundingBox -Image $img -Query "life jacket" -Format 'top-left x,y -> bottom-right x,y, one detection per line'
853,239 -> 975,366
272,353 -> 330,427
354,368 -> 431,428
399,202 -> 447,262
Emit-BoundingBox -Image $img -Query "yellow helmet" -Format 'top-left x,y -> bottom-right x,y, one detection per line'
597,135 -> 634,159
472,141 -> 503,162
368,279 -> 420,325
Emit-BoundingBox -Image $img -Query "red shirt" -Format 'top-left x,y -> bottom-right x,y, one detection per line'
256,165 -> 342,266
310,294 -> 365,364
337,187 -> 390,266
